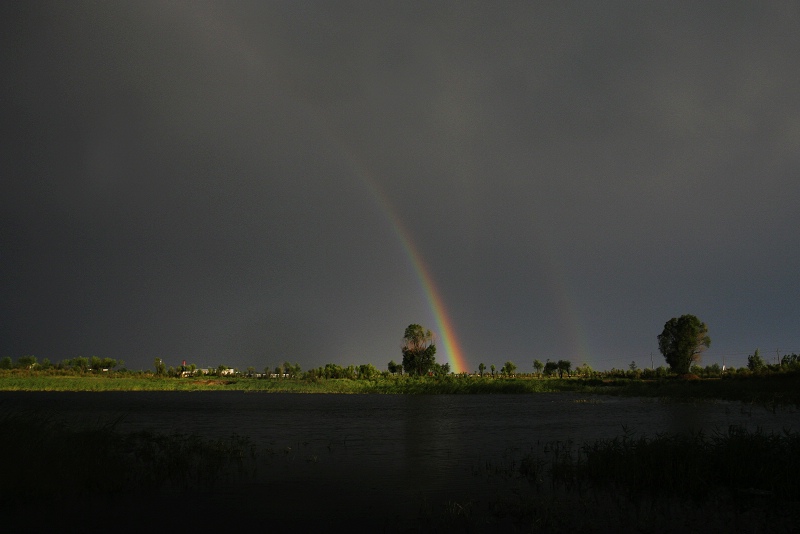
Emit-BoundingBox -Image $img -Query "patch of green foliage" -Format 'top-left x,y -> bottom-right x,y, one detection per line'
3,368 -> 800,406
571,372 -> 800,406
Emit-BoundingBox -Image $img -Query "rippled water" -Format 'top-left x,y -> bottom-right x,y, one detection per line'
3,391 -> 797,529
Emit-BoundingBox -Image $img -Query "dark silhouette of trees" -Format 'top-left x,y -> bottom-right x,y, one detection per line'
658,314 -> 710,374
432,362 -> 450,376
16,355 -> 37,369
87,356 -> 119,371
62,356 -> 89,372
747,349 -> 766,372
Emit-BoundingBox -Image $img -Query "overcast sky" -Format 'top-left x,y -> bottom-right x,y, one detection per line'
3,1 -> 799,373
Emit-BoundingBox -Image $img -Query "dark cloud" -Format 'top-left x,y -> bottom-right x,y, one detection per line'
3,1 -> 799,372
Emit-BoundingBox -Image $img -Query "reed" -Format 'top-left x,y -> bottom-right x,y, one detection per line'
0,409 -> 257,504
2,407 -> 798,532
461,426 -> 800,531
542,426 -> 800,502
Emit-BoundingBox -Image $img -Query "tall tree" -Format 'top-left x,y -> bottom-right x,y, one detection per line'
401,324 -> 437,376
533,359 -> 544,377
747,349 -> 766,372
557,360 -> 572,378
657,314 -> 711,374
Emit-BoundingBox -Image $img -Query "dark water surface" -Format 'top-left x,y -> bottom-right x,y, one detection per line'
3,391 -> 797,530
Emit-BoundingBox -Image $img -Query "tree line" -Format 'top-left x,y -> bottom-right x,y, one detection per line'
0,355 -> 122,372
5,318 -> 798,380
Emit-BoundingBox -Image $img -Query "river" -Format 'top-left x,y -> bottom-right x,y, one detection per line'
2,391 -> 796,531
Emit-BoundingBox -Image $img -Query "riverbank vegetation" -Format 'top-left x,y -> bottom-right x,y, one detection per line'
1,408 -> 257,531
2,366 -> 800,406
3,344 -> 800,404
427,425 -> 800,532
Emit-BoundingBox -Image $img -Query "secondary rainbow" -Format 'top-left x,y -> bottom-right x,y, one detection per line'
527,208 -> 594,370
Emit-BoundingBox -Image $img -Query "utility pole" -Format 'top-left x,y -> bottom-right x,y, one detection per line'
650,352 -> 654,370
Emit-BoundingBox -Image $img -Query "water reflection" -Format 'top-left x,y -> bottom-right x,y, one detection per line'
3,391 -> 795,445
2,390 -> 797,517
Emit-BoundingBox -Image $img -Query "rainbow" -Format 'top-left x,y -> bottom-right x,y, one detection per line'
369,187 -> 469,374
548,256 -> 593,368
173,5 -> 466,373
346,162 -> 469,374
527,210 -> 594,369
159,1 -> 601,373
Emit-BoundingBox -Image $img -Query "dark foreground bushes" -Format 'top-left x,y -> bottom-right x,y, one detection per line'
0,410 -> 257,532
445,426 -> 800,532
0,411 -> 256,500
2,410 -> 798,533
545,426 -> 800,502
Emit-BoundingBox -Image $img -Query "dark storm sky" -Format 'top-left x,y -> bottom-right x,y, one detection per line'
3,1 -> 799,372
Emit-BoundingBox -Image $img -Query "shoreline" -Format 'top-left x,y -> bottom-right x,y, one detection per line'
1,372 -> 799,405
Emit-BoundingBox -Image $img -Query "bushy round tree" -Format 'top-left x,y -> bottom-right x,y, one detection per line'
657,314 -> 710,374
401,324 -> 437,376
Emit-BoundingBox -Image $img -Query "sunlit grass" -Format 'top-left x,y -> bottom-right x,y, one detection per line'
2,370 -> 800,405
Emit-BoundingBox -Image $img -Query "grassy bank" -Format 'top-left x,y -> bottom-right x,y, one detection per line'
0,372 -> 573,393
2,370 -> 800,405
576,372 -> 800,406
